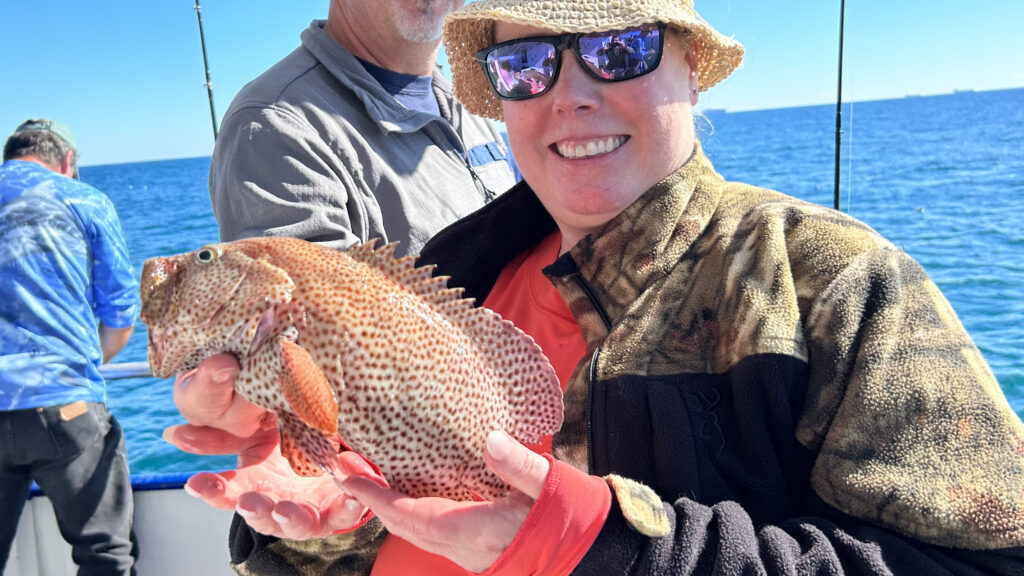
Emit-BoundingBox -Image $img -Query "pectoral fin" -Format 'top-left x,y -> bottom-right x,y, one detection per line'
277,338 -> 338,435
278,412 -> 340,477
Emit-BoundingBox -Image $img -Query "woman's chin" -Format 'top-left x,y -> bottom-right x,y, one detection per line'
550,188 -> 636,224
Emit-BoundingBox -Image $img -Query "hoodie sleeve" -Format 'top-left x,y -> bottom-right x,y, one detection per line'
210,104 -> 366,251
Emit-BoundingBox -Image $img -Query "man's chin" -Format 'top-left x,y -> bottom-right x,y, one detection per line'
395,24 -> 444,44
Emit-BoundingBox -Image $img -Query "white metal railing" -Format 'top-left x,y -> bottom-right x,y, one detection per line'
98,361 -> 153,380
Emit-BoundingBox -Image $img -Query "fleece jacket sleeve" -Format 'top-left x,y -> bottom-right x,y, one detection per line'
572,246 -> 1024,575
573,489 -> 1024,575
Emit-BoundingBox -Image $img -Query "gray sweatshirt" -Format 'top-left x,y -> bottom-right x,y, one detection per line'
210,20 -> 516,256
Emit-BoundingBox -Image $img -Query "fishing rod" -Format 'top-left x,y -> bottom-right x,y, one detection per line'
833,0 -> 846,211
194,0 -> 218,140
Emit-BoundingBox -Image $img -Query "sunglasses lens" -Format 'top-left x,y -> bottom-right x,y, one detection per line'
578,24 -> 662,80
484,41 -> 557,99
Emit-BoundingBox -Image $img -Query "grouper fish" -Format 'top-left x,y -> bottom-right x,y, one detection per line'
140,237 -> 563,501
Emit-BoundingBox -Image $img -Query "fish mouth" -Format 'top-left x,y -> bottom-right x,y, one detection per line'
144,250 -> 300,378
147,294 -> 299,379
147,327 -> 169,377
147,308 -> 280,379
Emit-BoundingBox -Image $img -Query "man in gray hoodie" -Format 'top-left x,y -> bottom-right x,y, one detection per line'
210,0 -> 516,257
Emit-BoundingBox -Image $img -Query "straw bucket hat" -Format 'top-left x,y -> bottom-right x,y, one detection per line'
443,0 -> 745,120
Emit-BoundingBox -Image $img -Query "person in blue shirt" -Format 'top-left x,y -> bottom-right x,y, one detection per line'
0,119 -> 140,575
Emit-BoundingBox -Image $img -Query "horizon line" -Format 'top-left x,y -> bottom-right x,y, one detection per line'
78,85 -> 1023,169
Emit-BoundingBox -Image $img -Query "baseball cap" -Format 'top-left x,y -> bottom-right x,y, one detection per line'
15,118 -> 77,150
14,118 -> 79,178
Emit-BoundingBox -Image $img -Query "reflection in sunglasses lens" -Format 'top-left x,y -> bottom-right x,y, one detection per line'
487,41 -> 556,98
483,24 -> 662,99
580,26 -> 661,80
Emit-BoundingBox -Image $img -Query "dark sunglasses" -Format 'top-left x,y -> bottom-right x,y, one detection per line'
478,22 -> 667,101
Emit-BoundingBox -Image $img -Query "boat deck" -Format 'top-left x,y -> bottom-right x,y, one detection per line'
4,475 -> 236,576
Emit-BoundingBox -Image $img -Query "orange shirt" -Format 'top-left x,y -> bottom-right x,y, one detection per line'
482,230 -> 587,455
371,232 -> 608,575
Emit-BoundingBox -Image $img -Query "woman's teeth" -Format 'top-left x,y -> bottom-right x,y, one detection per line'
556,136 -> 626,159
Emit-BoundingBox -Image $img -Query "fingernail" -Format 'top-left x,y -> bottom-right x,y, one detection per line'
212,367 -> 237,383
271,510 -> 291,527
163,426 -> 199,452
345,498 -> 361,511
236,505 -> 256,519
161,426 -> 177,444
178,373 -> 194,388
486,430 -> 513,462
185,475 -> 223,499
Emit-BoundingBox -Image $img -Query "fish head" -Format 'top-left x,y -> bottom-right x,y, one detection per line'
140,241 -> 296,378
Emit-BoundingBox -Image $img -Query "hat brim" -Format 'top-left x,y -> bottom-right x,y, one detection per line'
443,0 -> 744,121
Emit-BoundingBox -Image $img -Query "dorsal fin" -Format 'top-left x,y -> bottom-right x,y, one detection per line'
344,240 -> 563,443
344,240 -> 475,318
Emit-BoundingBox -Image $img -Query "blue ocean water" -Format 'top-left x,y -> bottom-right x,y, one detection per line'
80,87 -> 1024,476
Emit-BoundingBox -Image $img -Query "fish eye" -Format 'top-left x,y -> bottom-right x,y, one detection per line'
196,248 -> 217,263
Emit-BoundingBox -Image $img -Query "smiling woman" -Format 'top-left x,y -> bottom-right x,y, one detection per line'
492,19 -> 705,250
146,0 -> 1024,574
5,1 -> 1022,575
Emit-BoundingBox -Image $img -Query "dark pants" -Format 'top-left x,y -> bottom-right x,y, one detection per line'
0,402 -> 137,575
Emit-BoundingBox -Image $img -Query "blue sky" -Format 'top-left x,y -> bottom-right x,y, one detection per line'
1,0 -> 1021,166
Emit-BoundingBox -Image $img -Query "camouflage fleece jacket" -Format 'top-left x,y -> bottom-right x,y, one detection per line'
227,145 -> 1024,575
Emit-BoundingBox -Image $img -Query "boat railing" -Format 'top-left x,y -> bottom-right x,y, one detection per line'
99,361 -> 153,380
27,362 -> 190,496
97,361 -> 201,491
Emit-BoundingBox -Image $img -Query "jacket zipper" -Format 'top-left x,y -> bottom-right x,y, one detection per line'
586,346 -> 602,473
571,275 -> 613,330
572,273 -> 613,473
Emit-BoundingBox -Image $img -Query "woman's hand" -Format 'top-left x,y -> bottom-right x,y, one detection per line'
163,354 -> 379,539
170,353 -> 272,442
340,430 -> 550,572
